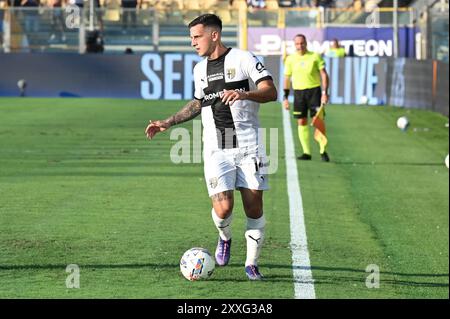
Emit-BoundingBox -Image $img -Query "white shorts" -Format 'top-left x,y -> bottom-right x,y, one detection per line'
203,146 -> 269,197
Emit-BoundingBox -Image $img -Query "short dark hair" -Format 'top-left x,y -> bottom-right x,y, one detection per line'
188,14 -> 222,31
294,34 -> 307,41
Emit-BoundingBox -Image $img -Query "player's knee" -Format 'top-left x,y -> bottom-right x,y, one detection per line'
298,118 -> 308,126
214,205 -> 233,219
211,191 -> 234,218
243,203 -> 263,219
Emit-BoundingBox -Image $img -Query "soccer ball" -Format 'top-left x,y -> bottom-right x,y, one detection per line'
445,154 -> 449,169
180,247 -> 215,281
360,95 -> 368,104
397,116 -> 409,131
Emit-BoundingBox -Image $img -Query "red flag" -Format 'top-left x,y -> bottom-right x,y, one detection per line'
311,104 -> 328,148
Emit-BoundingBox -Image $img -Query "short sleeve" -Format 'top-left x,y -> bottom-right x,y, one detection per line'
316,54 -> 325,70
242,51 -> 273,86
193,63 -> 204,100
284,55 -> 292,76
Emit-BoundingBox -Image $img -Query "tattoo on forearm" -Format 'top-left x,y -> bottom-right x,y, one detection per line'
166,99 -> 201,127
211,191 -> 234,203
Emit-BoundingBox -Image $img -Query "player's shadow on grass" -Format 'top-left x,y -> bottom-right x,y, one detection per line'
208,263 -> 449,287
1,263 -> 447,287
333,160 -> 444,167
21,171 -> 202,178
0,263 -> 179,271
279,264 -> 448,288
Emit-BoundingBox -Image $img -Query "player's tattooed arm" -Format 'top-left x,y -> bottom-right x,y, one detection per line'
145,99 -> 201,140
165,99 -> 202,127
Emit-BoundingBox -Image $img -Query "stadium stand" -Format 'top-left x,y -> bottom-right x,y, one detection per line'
0,0 -> 447,58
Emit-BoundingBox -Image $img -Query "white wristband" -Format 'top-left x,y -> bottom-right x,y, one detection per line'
322,90 -> 328,95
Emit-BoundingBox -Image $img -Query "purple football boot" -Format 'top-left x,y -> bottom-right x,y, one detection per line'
215,237 -> 231,266
245,265 -> 264,280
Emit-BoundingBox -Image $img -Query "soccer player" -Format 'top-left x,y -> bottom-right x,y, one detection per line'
283,34 -> 330,162
145,14 -> 277,280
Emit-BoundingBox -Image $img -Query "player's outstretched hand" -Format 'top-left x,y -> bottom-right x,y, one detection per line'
222,89 -> 247,106
145,120 -> 169,140
282,99 -> 290,110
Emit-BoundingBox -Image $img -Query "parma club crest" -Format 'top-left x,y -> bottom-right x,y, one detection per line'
226,68 -> 236,80
209,177 -> 218,189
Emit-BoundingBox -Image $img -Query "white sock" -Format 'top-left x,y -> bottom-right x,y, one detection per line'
245,215 -> 266,267
211,209 -> 233,241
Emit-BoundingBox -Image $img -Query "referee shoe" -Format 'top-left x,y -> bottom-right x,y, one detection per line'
297,153 -> 312,160
321,152 -> 330,162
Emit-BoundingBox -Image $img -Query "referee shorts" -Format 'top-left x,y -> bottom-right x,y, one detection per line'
293,86 -> 322,119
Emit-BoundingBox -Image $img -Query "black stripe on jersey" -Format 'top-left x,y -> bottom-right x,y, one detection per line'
255,75 -> 273,86
202,79 -> 250,107
201,49 -> 245,149
202,79 -> 251,149
225,79 -> 250,91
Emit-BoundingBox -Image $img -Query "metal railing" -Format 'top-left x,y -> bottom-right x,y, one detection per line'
0,6 -> 438,56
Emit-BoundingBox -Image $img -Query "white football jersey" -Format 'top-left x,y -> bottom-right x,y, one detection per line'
193,48 -> 273,151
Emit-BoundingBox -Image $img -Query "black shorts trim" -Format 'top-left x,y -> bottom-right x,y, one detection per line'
293,87 -> 321,119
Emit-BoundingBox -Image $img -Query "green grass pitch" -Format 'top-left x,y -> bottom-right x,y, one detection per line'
0,98 -> 448,298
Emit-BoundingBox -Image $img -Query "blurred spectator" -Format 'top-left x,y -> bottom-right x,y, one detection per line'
68,0 -> 83,7
298,0 -> 311,7
325,38 -> 346,57
278,0 -> 295,7
247,0 -> 266,8
49,0 -> 66,42
0,0 -> 6,51
121,0 -> 141,32
313,0 -> 334,8
353,0 -> 363,10
16,0 -> 40,51
20,0 -> 40,33
68,0 -> 104,31
85,28 -> 103,52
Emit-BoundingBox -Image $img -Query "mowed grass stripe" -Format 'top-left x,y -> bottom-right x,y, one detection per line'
0,98 -> 294,298
293,105 -> 449,298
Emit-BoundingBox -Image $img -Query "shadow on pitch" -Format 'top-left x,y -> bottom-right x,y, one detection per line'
333,161 -> 444,167
284,264 -> 448,288
13,171 -> 202,178
0,262 -> 178,271
221,263 -> 449,287
1,263 -> 447,287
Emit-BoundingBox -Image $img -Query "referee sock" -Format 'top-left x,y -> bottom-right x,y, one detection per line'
319,140 -> 327,154
298,125 -> 311,155
211,209 -> 233,241
245,215 -> 266,267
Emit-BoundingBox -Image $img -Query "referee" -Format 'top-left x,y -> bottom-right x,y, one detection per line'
283,34 -> 330,162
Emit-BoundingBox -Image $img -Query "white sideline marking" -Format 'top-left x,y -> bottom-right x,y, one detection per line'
282,105 -> 316,299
